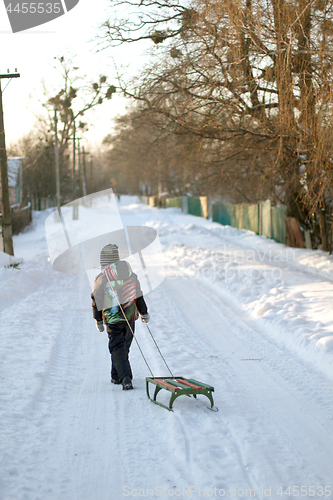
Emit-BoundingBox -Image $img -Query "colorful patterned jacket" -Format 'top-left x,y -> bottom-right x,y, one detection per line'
91,260 -> 148,325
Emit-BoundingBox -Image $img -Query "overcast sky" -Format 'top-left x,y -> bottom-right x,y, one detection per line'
0,0 -> 150,148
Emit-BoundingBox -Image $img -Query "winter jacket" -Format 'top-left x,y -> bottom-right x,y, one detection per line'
91,260 -> 148,325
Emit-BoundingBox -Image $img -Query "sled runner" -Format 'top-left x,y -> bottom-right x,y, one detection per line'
146,376 -> 216,411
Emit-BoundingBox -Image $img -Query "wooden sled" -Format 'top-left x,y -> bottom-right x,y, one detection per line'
146,376 -> 216,411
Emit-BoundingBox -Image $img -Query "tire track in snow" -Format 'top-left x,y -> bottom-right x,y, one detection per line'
0,269 -> 88,499
54,273 -> 128,500
174,414 -> 191,465
163,276 -> 333,494
134,281 -> 260,494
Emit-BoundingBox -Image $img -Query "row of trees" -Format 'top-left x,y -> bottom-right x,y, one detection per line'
11,130 -> 109,207
99,0 -> 333,250
7,0 -> 333,250
9,56 -> 116,208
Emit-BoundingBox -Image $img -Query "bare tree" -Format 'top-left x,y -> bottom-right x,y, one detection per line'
99,0 -> 333,249
33,56 -> 117,200
43,56 -> 116,149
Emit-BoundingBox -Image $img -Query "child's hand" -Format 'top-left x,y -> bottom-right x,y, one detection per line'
96,321 -> 104,332
140,313 -> 150,324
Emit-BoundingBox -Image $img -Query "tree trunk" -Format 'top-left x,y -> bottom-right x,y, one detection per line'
319,208 -> 328,251
296,0 -> 315,137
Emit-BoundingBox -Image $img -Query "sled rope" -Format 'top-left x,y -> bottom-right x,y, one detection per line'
105,273 -> 174,378
104,270 -> 217,412
105,274 -> 154,378
142,318 -> 174,378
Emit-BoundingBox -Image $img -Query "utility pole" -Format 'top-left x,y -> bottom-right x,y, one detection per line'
81,146 -> 91,197
72,120 -> 78,219
90,155 -> 93,191
82,145 -> 87,197
77,138 -> 81,197
76,142 -> 89,197
72,119 -> 76,200
0,70 -> 20,255
54,108 -> 61,217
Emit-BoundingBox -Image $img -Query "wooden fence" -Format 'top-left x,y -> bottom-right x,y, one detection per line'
212,201 -> 287,244
141,195 -> 309,248
30,197 -> 56,211
0,203 -> 32,236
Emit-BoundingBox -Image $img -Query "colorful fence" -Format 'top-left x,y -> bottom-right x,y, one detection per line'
213,203 -> 260,233
271,206 -> 287,244
141,195 -> 291,246
212,201 -> 286,244
165,197 -> 183,210
188,197 -> 203,217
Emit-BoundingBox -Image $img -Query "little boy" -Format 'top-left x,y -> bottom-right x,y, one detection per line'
91,244 -> 150,390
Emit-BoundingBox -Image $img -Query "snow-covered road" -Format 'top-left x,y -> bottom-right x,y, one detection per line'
1,196 -> 332,500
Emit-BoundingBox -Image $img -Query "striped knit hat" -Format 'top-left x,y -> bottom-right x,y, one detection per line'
100,244 -> 119,268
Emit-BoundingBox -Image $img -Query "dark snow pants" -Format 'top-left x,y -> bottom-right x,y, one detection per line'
107,321 -> 134,382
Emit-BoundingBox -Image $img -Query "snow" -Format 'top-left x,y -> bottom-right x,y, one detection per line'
7,158 -> 23,189
1,196 -> 333,500
0,251 -> 21,268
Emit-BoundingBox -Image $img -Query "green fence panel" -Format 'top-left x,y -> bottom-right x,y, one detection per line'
166,197 -> 183,210
248,204 -> 259,233
212,204 -> 232,225
259,201 -> 271,237
229,205 -> 237,227
234,205 -> 242,229
211,201 -> 287,244
238,204 -> 259,233
213,203 -> 259,232
233,204 -> 258,232
188,197 -> 203,217
271,206 -> 287,243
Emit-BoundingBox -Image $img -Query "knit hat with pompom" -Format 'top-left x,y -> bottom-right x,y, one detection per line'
100,244 -> 119,268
